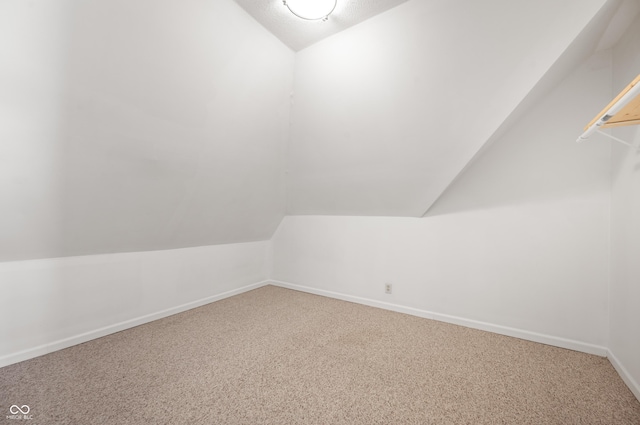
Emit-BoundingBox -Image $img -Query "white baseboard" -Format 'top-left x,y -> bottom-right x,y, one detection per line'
8,278 -> 635,401
0,280 -> 270,368
607,349 -> 640,402
269,280 -> 609,357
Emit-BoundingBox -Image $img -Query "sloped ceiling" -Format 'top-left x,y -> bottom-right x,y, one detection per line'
233,0 -> 409,51
0,0 -> 293,261
426,0 -> 639,216
0,0 -> 630,262
285,0 -> 615,217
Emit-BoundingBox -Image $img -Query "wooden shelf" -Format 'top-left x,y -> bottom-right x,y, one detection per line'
585,74 -> 640,131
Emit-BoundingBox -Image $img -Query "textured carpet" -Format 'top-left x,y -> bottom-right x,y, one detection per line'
1,285 -> 639,424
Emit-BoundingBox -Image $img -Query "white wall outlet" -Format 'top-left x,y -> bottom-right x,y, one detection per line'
385,283 -> 392,294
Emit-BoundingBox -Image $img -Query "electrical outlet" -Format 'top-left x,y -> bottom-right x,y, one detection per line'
385,283 -> 392,294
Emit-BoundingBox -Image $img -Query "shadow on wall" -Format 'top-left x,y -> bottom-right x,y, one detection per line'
0,1 -> 70,262
0,0 -> 291,365
425,50 -> 613,218
1,0 -> 292,263
612,127 -> 640,179
54,0 -> 213,258
53,0 -> 291,258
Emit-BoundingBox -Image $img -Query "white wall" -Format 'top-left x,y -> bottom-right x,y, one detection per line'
0,0 -> 294,262
272,49 -> 612,354
286,0 -> 608,217
609,12 -> 640,400
0,242 -> 270,367
0,1 -> 634,401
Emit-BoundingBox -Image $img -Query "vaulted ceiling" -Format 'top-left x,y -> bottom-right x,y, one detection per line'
233,0 -> 409,51
1,0 -> 636,261
283,0 -> 623,216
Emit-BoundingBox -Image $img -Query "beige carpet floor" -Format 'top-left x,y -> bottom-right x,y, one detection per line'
1,285 -> 639,424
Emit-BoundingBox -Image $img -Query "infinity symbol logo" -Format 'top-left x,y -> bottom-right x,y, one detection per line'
10,405 -> 30,415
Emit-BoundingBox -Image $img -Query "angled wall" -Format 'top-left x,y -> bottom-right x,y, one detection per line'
0,0 -> 291,366
609,11 -> 640,400
286,0 -> 608,216
272,49 -> 612,353
0,0 -> 294,262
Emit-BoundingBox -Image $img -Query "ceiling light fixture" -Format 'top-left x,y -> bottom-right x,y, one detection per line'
283,0 -> 337,21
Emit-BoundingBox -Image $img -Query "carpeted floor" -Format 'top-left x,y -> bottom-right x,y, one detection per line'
1,285 -> 639,424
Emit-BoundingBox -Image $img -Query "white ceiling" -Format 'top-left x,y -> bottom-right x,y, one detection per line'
232,0 -> 409,51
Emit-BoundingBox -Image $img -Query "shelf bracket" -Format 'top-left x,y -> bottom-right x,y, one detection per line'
594,130 -> 638,149
577,74 -> 640,145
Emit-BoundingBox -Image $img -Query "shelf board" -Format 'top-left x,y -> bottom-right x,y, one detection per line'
585,74 -> 640,131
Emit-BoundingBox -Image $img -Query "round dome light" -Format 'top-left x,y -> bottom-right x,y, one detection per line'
283,0 -> 337,21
